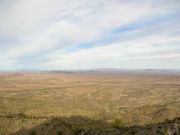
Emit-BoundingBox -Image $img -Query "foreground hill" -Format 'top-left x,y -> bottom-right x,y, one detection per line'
9,116 -> 180,135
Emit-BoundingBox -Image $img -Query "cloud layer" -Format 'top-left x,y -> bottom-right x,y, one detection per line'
0,0 -> 180,70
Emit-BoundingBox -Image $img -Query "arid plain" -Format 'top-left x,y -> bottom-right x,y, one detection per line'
0,72 -> 180,135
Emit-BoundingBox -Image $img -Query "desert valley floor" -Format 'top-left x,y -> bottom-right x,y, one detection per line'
0,72 -> 180,135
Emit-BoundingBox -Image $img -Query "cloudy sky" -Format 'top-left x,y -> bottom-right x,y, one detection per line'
0,0 -> 180,70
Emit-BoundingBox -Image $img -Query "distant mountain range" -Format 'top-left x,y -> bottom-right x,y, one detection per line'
1,68 -> 180,75
49,68 -> 180,75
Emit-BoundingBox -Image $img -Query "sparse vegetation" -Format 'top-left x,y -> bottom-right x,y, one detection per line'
57,130 -> 62,135
0,72 -> 180,135
29,130 -> 36,135
112,118 -> 124,129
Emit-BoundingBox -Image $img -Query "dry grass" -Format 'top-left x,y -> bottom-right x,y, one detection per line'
0,72 -> 180,134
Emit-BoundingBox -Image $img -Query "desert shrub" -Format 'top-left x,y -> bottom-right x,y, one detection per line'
57,130 -> 62,135
16,113 -> 27,118
160,129 -> 170,135
72,126 -> 81,134
74,129 -> 89,135
29,130 -> 36,135
112,118 -> 124,129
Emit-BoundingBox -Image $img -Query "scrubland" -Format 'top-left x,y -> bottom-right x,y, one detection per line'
0,72 -> 180,135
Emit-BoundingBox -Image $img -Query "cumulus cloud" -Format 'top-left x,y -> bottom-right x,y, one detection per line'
0,0 -> 180,70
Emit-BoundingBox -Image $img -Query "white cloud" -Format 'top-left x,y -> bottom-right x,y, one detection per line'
0,0 -> 180,70
42,33 -> 180,70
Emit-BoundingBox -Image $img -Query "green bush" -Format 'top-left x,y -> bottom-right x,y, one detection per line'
112,118 -> 124,129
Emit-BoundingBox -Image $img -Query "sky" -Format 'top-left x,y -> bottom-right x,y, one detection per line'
0,0 -> 180,70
